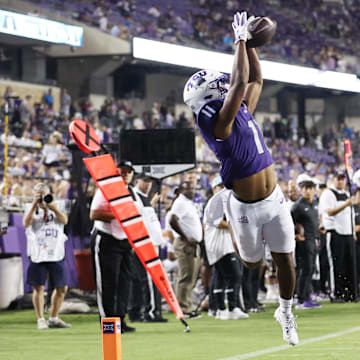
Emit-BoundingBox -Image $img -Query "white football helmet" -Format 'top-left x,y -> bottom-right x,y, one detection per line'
183,69 -> 230,115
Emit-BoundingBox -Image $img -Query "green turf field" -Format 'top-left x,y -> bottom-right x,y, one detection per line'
1,303 -> 360,360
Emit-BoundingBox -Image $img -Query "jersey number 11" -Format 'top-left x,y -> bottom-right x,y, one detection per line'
248,120 -> 264,154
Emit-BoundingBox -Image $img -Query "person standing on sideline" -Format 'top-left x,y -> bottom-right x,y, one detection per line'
89,160 -> 137,333
183,11 -> 298,345
318,170 -> 359,302
292,174 -> 322,309
204,175 -> 248,320
23,182 -> 70,330
128,173 -> 168,323
169,181 -> 202,319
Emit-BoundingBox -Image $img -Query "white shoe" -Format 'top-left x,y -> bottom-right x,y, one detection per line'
37,318 -> 48,330
208,309 -> 216,317
215,309 -> 230,320
48,318 -> 72,328
274,307 -> 299,346
229,307 -> 249,320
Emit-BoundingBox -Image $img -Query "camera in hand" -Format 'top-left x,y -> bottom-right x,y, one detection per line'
40,194 -> 53,204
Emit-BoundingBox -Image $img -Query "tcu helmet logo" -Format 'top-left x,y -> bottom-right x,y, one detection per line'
187,70 -> 207,91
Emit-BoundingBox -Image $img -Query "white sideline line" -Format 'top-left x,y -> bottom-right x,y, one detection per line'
218,326 -> 360,360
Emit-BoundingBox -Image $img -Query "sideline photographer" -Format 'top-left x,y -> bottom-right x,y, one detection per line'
23,182 -> 70,330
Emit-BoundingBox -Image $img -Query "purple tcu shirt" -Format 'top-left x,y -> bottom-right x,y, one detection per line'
197,100 -> 273,189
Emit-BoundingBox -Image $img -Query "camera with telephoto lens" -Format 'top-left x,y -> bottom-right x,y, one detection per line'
40,194 -> 53,204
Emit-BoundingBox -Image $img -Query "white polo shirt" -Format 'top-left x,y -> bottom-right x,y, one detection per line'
319,186 -> 352,235
169,194 -> 202,243
203,189 -> 234,265
90,188 -> 128,240
319,188 -> 336,231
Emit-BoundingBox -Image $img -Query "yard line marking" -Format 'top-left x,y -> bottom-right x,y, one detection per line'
218,326 -> 360,360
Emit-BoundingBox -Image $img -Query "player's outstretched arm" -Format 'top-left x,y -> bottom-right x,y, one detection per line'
244,47 -> 263,114
215,12 -> 252,140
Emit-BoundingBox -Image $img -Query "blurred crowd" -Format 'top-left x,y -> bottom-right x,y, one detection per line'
26,0 -> 360,73
1,87 -> 360,214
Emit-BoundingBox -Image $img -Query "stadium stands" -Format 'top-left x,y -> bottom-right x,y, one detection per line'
25,0 -> 360,73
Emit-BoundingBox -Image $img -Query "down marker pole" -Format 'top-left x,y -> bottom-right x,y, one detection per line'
101,317 -> 122,360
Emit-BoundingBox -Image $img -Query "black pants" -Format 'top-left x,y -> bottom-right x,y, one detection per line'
128,252 -> 162,320
327,231 -> 355,300
295,240 -> 316,303
213,253 -> 243,311
242,266 -> 260,310
91,229 -> 132,319
319,232 -> 329,294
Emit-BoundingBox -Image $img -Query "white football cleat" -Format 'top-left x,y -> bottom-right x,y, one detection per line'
274,307 -> 299,346
215,309 -> 231,320
229,307 -> 249,319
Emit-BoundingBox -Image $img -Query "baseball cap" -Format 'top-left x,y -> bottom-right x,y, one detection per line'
296,174 -> 317,186
211,175 -> 223,188
117,160 -> 134,171
334,169 -> 346,178
136,172 -> 152,181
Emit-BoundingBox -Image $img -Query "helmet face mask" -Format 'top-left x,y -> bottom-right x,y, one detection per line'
183,70 -> 230,115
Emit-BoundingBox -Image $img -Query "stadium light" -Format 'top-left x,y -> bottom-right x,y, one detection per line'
0,10 -> 83,47
132,37 -> 360,93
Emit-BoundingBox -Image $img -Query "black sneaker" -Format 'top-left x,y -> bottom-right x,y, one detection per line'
184,311 -> 202,319
144,316 -> 168,323
330,297 -> 345,303
129,315 -> 144,323
121,322 -> 136,333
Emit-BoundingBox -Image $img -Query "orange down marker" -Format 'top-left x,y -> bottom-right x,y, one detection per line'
101,318 -> 122,360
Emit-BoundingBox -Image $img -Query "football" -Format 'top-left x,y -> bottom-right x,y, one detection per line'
247,17 -> 277,48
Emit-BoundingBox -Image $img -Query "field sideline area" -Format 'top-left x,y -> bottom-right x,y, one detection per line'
1,303 -> 359,360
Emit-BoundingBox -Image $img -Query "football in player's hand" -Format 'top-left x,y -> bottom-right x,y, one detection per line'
247,17 -> 277,48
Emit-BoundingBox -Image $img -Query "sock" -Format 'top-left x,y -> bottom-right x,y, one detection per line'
49,316 -> 59,322
279,297 -> 293,315
38,317 -> 45,322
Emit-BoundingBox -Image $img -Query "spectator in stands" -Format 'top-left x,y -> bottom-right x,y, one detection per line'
148,5 -> 161,18
23,182 -> 70,330
116,0 -> 136,18
40,131 -> 65,175
20,95 -> 33,130
60,89 -> 71,119
110,23 -> 121,37
42,89 -> 54,109
99,14 -> 108,32
169,181 -> 202,319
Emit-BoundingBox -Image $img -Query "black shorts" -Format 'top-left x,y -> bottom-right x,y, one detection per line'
27,259 -> 67,287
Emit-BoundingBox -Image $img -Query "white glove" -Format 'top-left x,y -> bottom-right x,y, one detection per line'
232,11 -> 255,44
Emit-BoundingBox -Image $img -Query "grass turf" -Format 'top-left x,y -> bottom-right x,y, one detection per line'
0,302 -> 360,360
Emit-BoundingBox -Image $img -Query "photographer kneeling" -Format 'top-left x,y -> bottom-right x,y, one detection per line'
23,182 -> 71,330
